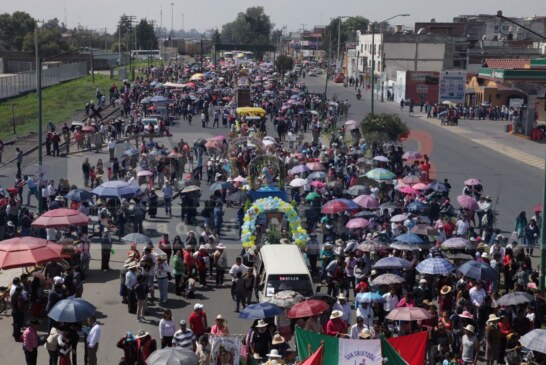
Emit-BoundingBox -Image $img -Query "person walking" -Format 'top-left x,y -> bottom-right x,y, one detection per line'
22,319 -> 41,365
155,256 -> 171,303
172,250 -> 186,296
100,229 -> 112,271
134,274 -> 148,322
485,314 -> 502,365
159,309 -> 176,348
86,316 -> 100,365
16,147 -> 23,176
172,320 -> 196,350
213,243 -> 228,287
161,181 -> 173,216
461,324 -> 479,365
189,303 -> 208,340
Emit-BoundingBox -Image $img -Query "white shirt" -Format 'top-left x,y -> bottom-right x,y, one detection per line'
350,323 -> 368,339
108,140 -> 116,150
356,305 -> 374,328
229,263 -> 248,281
469,286 -> 486,307
159,319 -> 176,338
383,293 -> 399,312
456,220 -> 469,236
87,322 -> 101,348
125,270 -> 137,290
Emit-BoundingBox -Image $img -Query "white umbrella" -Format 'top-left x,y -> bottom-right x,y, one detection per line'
372,155 -> 389,162
289,178 -> 308,188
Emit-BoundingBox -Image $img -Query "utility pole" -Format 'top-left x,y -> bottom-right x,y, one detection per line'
181,13 -> 184,32
127,15 -> 136,80
89,30 -> 95,84
11,104 -> 16,134
170,2 -> 174,50
118,20 -> 121,66
35,21 -> 44,213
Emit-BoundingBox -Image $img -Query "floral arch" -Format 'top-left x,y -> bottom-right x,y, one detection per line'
228,136 -> 265,176
248,155 -> 286,191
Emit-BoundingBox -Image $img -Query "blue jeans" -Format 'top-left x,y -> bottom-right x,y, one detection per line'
157,277 -> 169,302
164,198 -> 172,214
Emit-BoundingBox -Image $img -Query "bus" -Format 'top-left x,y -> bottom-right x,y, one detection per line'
130,50 -> 162,60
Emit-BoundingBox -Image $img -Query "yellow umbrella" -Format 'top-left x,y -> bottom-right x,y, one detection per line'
189,73 -> 205,81
236,107 -> 266,117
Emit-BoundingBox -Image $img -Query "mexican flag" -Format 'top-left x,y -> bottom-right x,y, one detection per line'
295,327 -> 408,365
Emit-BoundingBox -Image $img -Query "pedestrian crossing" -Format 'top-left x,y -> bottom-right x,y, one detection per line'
470,138 -> 545,170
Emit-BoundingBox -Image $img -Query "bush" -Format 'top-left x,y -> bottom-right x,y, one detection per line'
360,113 -> 409,144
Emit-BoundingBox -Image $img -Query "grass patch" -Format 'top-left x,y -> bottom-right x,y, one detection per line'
0,74 -> 116,140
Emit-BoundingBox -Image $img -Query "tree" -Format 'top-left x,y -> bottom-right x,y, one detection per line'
22,23 -> 69,58
0,11 -> 36,51
220,6 -> 273,45
135,19 -> 157,50
360,113 -> 409,145
275,55 -> 293,74
321,16 -> 369,55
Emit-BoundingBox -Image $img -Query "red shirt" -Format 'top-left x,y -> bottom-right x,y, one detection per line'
189,311 -> 207,338
326,318 -> 348,337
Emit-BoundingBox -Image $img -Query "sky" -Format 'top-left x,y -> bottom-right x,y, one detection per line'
4,0 -> 546,34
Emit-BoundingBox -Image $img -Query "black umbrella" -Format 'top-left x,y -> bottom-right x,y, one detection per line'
497,291 -> 534,306
308,293 -> 336,306
226,191 -> 249,205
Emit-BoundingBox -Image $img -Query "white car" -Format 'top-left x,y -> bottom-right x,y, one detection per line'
308,70 -> 318,77
142,118 -> 159,134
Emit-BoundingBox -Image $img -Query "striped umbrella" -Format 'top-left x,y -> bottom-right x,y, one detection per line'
355,292 -> 385,304
416,258 -> 455,275
520,329 -> 546,354
441,237 -> 470,250
371,273 -> 405,286
394,233 -> 423,244
365,168 -> 396,181
373,257 -> 412,270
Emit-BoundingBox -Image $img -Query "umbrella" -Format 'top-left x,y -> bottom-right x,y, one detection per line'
345,120 -> 358,126
91,181 -> 140,198
532,203 -> 543,213
239,303 -> 283,320
345,218 -> 369,229
401,175 -> 421,185
365,168 -> 396,181
308,293 -> 337,306
306,162 -> 325,171
137,170 -> 153,177
412,183 -> 428,190
233,176 -> 247,183
406,201 -> 428,212
65,189 -> 94,202
520,329 -> 546,354
347,185 -> 370,196
147,347 -> 199,365
209,182 -> 233,191
371,273 -> 405,286
389,242 -> 420,251
205,140 -> 223,149
355,292 -> 386,304
442,237 -> 470,250
428,181 -> 448,192
372,155 -> 390,163
353,194 -> 378,209
181,185 -> 200,193
390,214 -> 408,223
386,307 -> 433,321
0,237 -> 63,270
380,202 -> 400,210
290,178 -> 308,188
226,191 -> 249,204
122,233 -> 152,245
307,172 -> 327,180
416,258 -> 455,275
265,290 -> 304,308
464,178 -> 481,186
356,241 -> 385,252
310,181 -> 325,189
399,186 -> 419,195
321,199 -> 359,214
47,298 -> 96,323
458,261 -> 498,281
402,151 -> 423,161
305,192 -> 322,201
496,291 -> 534,306
291,165 -> 310,174
32,209 -> 89,228
81,126 -> 95,133
123,148 -> 140,157
394,233 -> 423,244
354,210 -> 377,218
150,95 -> 169,102
287,299 -> 330,318
373,257 -> 411,270
410,224 -> 439,236
457,195 -> 480,211
446,253 -> 474,261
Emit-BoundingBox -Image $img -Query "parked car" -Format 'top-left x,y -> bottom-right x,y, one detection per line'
334,74 -> 345,83
70,120 -> 85,131
142,118 -> 160,134
308,70 -> 318,77
313,68 -> 323,75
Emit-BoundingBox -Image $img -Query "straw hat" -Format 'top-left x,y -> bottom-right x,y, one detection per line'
337,293 -> 347,301
460,311 -> 474,319
216,314 -> 226,321
266,349 -> 282,358
255,319 -> 268,328
135,329 -> 150,339
252,353 -> 262,360
216,243 -> 226,249
359,328 -> 374,339
487,314 -> 501,323
271,334 -> 285,345
464,324 -> 475,334
330,310 -> 343,319
440,285 -> 452,295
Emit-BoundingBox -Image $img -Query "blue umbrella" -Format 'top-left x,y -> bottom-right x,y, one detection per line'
65,189 -> 94,202
416,258 -> 455,275
239,303 -> 283,320
373,257 -> 412,270
91,181 -> 140,199
394,233 -> 423,244
458,261 -> 498,281
355,292 -> 386,304
307,171 -> 327,180
428,181 -> 448,192
406,201 -> 428,212
48,298 -> 96,322
333,198 -> 360,210
291,165 -> 310,174
150,95 -> 169,103
123,148 -> 140,157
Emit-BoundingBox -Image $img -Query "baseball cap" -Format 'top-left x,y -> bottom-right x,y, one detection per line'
180,320 -> 186,325
194,303 -> 204,310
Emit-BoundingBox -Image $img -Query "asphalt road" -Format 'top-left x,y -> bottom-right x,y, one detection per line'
304,75 -> 543,235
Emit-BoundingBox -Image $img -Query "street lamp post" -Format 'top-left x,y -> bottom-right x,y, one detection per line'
34,23 -> 44,213
370,14 -> 409,114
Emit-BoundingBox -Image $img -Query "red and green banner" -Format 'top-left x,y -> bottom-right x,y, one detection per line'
386,331 -> 428,365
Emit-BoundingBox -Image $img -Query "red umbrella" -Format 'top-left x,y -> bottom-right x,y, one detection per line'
306,162 -> 325,171
0,237 -> 63,270
310,181 -> 325,189
287,299 -> 330,319
321,199 -> 358,214
385,307 -> 433,321
457,195 -> 480,211
32,208 -> 89,229
532,204 -> 543,213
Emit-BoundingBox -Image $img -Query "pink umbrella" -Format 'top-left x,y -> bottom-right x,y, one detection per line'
211,135 -> 227,141
310,181 -> 325,188
233,176 -> 247,183
402,151 -> 423,160
399,186 -> 419,195
137,170 -> 153,177
386,307 -> 433,321
464,178 -> 481,186
32,209 -> 89,229
412,183 -> 428,190
353,195 -> 379,209
306,162 -> 325,171
391,214 -> 408,223
457,195 -> 480,211
401,175 -> 421,185
345,218 -> 369,229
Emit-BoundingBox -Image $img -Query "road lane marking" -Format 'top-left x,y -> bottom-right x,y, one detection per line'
470,139 -> 544,170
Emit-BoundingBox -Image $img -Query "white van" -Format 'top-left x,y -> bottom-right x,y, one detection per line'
255,245 -> 314,302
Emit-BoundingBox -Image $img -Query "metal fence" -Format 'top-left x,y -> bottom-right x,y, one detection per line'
0,62 -> 88,99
